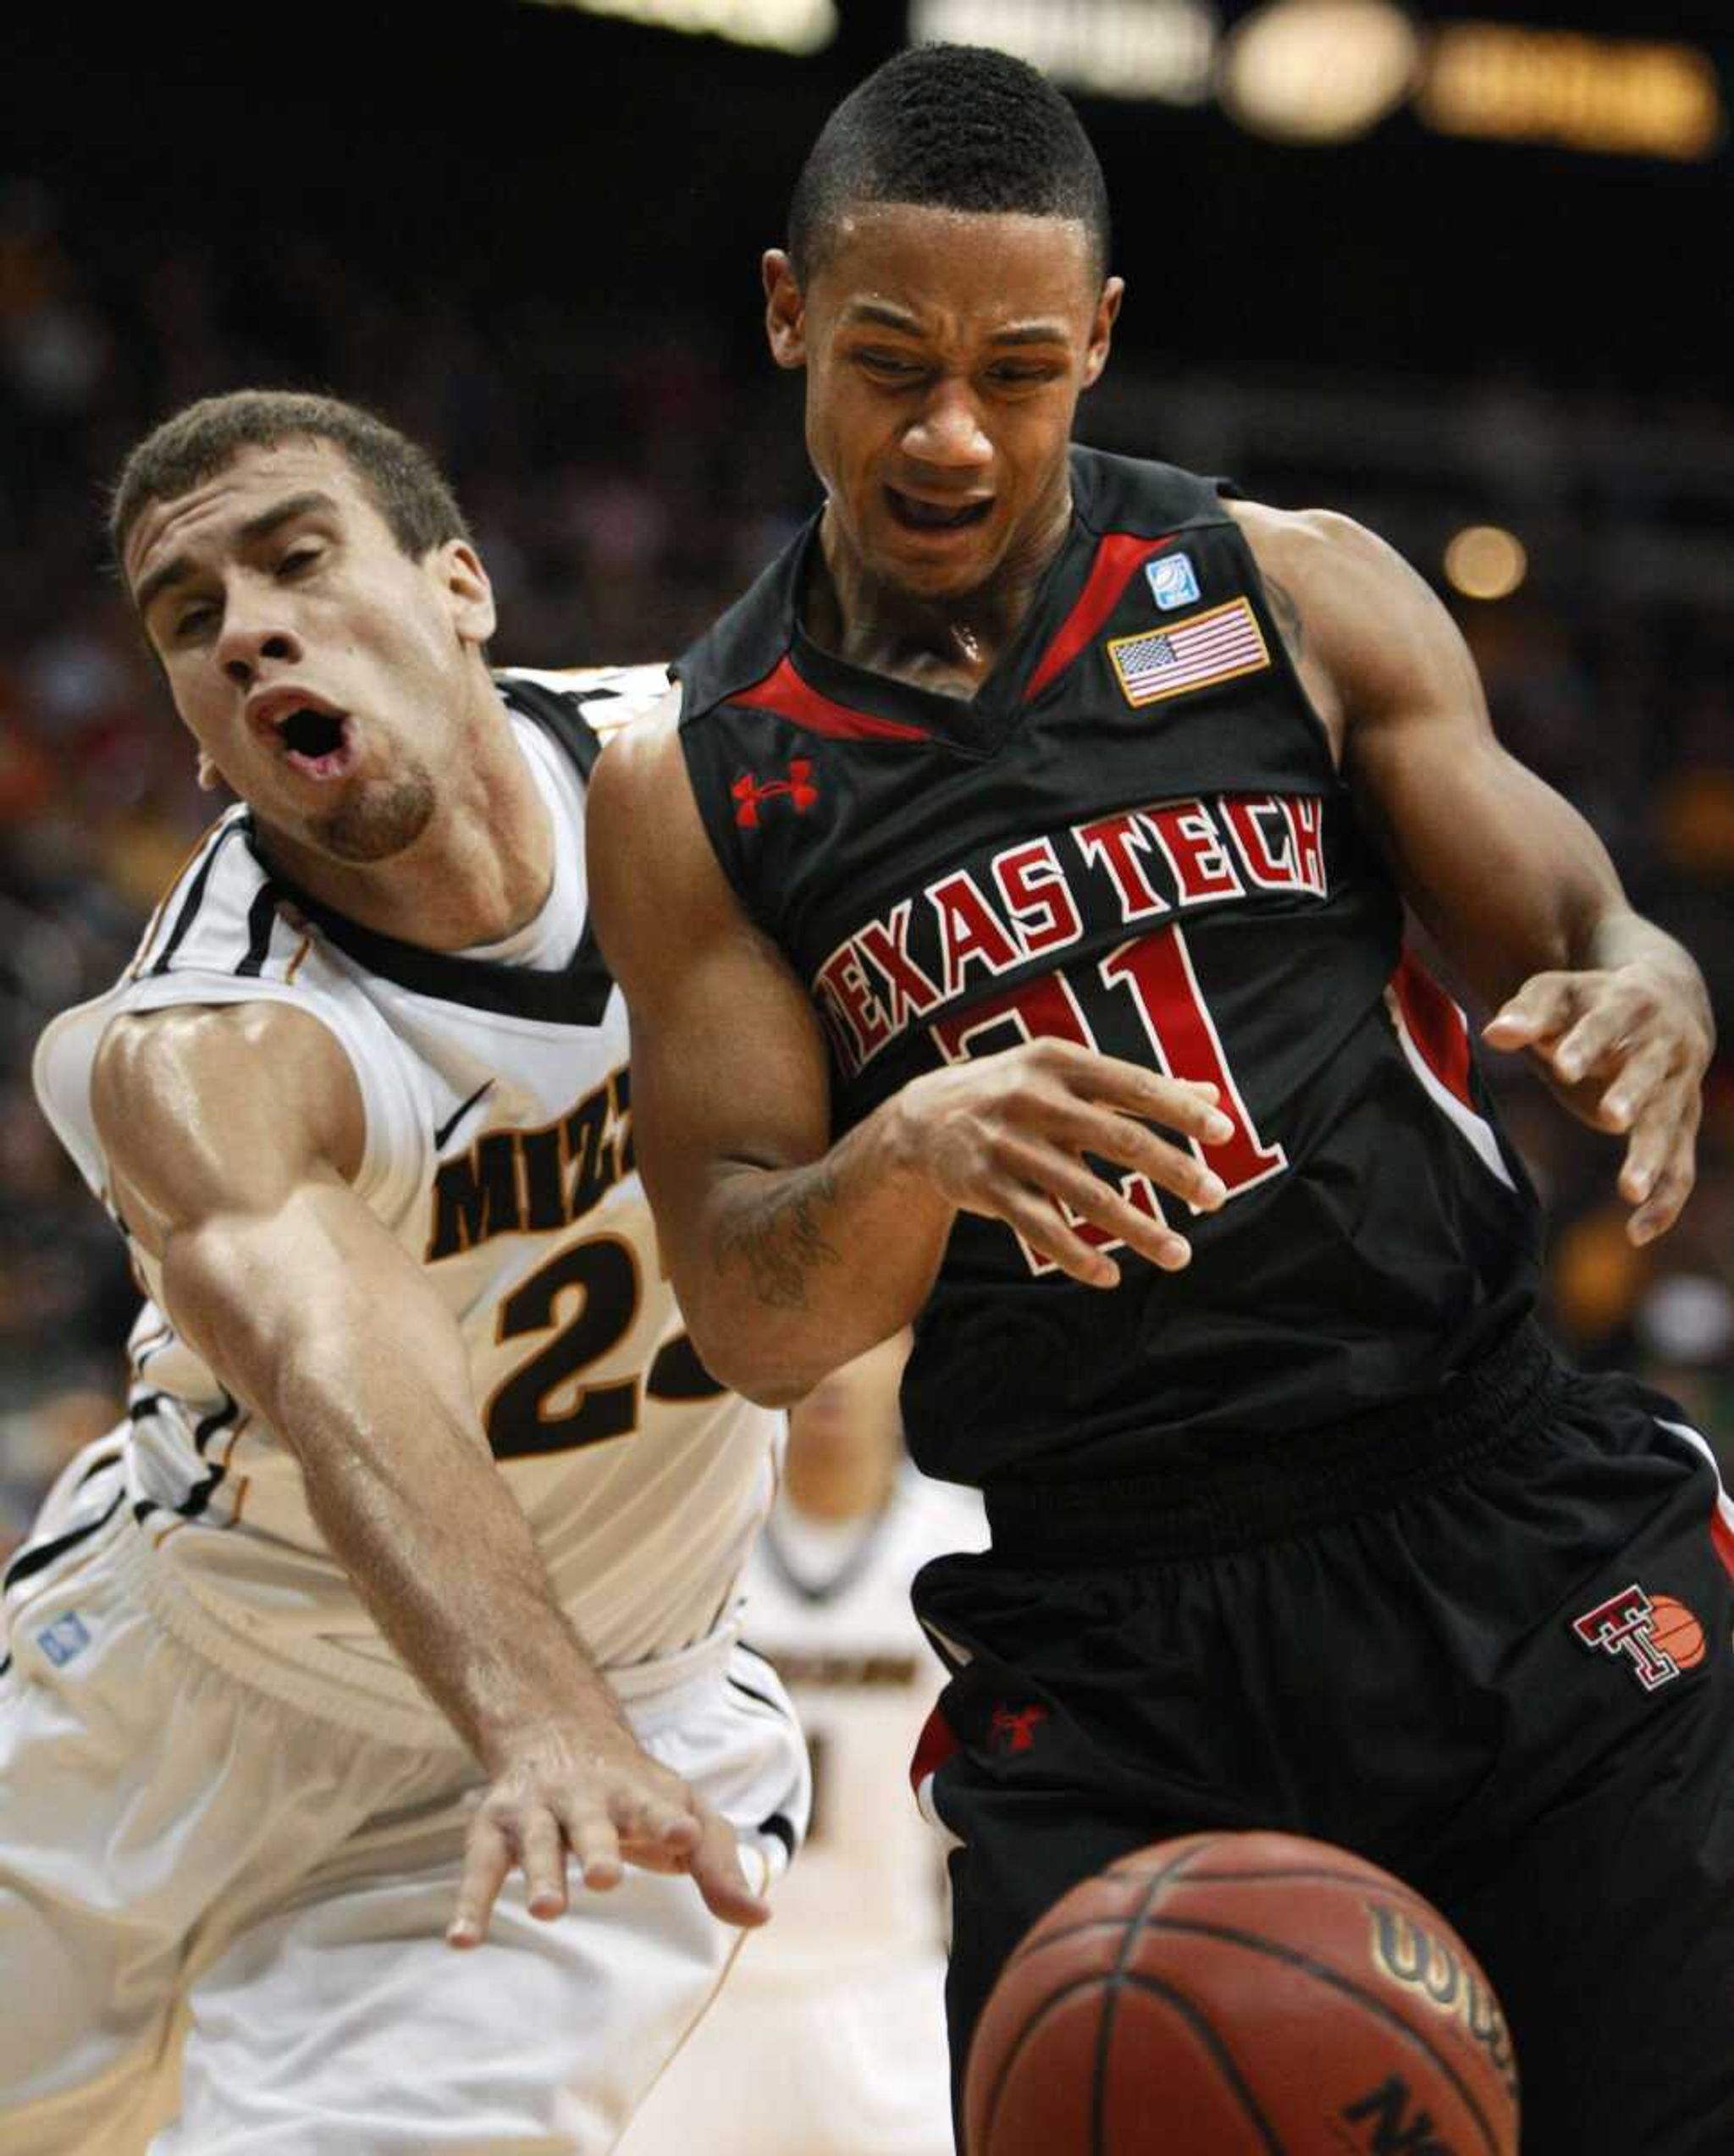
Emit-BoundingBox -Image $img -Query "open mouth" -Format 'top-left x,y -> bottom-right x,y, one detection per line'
276,706 -> 356,780
885,487 -> 993,534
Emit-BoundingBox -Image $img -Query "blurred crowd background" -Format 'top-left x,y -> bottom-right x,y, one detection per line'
1,0 -> 1729,1546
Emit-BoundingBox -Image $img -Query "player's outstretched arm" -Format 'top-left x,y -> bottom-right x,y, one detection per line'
585,707 -> 1234,1407
1239,504 -> 1712,1247
90,1001 -> 769,1944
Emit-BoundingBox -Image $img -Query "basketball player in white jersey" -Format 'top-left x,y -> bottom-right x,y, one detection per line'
621,1333 -> 985,2156
1,390 -> 807,2155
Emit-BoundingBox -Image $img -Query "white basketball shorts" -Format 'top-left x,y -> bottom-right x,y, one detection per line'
0,1472 -> 808,2155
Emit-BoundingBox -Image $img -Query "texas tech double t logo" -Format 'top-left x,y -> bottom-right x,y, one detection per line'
1572,1583 -> 1686,1692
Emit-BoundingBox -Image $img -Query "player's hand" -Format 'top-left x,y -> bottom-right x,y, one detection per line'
1483,963 -> 1711,1245
445,1719 -> 770,1948
890,1038 -> 1239,1288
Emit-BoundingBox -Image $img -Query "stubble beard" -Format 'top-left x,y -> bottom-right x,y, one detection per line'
306,764 -> 439,863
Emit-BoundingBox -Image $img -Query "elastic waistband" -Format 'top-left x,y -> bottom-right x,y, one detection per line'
985,1321 -> 1562,1563
112,1514 -> 746,1748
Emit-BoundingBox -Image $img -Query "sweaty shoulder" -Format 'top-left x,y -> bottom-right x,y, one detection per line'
1225,500 -> 1457,761
91,1001 -> 365,1254
586,678 -> 736,951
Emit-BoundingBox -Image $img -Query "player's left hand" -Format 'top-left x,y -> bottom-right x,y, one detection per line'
445,1719 -> 771,1949
1483,962 -> 1711,1245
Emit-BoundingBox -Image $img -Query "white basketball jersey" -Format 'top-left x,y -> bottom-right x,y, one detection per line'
24,665 -> 780,1743
733,1464 -> 987,1977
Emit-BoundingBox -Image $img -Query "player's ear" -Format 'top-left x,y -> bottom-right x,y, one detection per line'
196,750 -> 222,792
1082,276 -> 1124,390
438,540 -> 497,650
763,249 -> 808,371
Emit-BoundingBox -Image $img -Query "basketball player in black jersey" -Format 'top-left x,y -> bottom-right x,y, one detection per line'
588,46 -> 1724,2153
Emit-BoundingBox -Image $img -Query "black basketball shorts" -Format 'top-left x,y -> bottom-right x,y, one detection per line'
912,1323 -> 1734,2155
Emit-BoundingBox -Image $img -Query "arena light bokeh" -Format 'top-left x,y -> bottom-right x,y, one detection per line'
1444,525 -> 1529,601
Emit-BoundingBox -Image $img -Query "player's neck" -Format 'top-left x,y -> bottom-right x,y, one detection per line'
807,488 -> 1071,700
782,1437 -> 899,1525
253,682 -> 555,951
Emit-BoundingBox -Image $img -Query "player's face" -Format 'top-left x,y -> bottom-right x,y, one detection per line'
125,441 -> 496,864
766,204 -> 1120,605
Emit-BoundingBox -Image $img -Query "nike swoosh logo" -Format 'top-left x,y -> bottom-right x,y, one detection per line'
434,1079 -> 495,1151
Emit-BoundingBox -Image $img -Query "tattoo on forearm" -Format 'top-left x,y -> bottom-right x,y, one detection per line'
1264,573 -> 1305,664
718,1166 -> 844,1310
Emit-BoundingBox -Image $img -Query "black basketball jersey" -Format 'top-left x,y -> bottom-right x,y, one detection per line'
675,449 -> 1539,1487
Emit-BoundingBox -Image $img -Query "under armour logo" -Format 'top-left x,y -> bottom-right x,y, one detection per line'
732,759 -> 818,829
990,1704 -> 1049,1756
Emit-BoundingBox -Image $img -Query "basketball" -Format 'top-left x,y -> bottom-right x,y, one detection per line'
1649,1594 -> 1707,1669
964,1832 -> 1519,2156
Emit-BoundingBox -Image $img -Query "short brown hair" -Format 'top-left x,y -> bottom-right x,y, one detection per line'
110,389 -> 472,581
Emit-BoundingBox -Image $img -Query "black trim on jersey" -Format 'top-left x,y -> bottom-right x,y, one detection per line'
130,1396 -> 242,1530
758,1812 -> 796,1860
235,879 -> 283,978
194,1395 -> 241,1458
75,1448 -> 124,1486
3,1489 -> 124,1592
728,1673 -> 793,1722
496,675 -> 606,781
434,1078 -> 496,1151
0,1655 -> 10,1678
757,1487 -> 902,1608
673,449 -> 1234,756
236,681 -> 616,1027
149,823 -> 245,977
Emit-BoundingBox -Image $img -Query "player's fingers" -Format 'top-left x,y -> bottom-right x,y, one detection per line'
1004,1143 -> 1197,1265
993,1187 -> 1123,1288
1548,984 -> 1662,1084
1629,1155 -> 1696,1246
1483,973 -> 1582,1049
616,1793 -> 704,1864
686,1801 -> 771,1930
1049,1109 -> 1228,1214
1018,1104 -> 1234,1224
447,1814 -> 513,1948
1597,1039 -> 1677,1133
520,1808 -> 569,1922
1066,1056 -> 1234,1146
566,1807 -> 626,1893
1624,1090 -> 1699,1243
1003,1172 -> 1190,1281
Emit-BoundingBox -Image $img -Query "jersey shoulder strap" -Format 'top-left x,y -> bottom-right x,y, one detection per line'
495,663 -> 674,780
671,527 -> 810,728
1069,445 -> 1240,536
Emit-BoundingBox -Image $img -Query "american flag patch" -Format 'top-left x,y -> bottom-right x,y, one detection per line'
1107,596 -> 1271,709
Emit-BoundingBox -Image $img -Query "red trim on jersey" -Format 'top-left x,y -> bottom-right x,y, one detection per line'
1710,1508 -> 1734,1582
909,1702 -> 960,1795
735,656 -> 931,743
1024,529 -> 1179,704
1391,949 -> 1475,1111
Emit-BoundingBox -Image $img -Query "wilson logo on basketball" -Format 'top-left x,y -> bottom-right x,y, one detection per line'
1572,1581 -> 1706,1693
1367,1905 -> 1517,2094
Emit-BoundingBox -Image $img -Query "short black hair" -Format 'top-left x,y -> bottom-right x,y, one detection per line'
111,389 -> 472,582
788,44 -> 1110,286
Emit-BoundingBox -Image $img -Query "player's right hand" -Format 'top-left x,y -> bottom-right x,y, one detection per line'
889,1038 -> 1236,1287
445,1721 -> 771,1948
